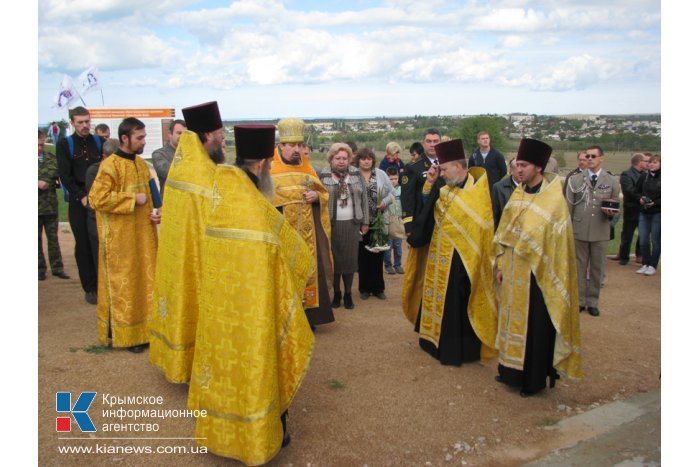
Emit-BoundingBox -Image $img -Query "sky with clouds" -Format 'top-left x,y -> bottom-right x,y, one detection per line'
37,0 -> 661,123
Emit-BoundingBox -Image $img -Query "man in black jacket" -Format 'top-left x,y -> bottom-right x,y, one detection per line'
399,128 -> 441,326
400,128 -> 440,236
468,131 -> 507,189
612,153 -> 649,265
491,158 -> 522,228
56,106 -> 103,304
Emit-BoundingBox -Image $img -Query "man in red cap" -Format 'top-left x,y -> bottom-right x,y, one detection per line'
188,124 -> 314,465
493,138 -> 582,397
406,138 -> 498,366
150,101 -> 225,383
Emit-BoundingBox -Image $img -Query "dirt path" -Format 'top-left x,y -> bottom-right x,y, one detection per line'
39,226 -> 660,466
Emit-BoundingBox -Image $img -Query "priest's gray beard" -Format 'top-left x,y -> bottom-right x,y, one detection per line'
258,158 -> 275,201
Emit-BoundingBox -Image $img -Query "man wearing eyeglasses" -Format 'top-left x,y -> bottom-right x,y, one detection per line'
565,145 -> 620,317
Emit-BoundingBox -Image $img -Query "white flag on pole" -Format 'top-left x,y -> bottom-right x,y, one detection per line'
53,74 -> 78,109
77,66 -> 101,95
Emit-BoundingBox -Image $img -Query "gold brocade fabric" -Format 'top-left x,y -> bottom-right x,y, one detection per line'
187,164 -> 315,466
88,154 -> 158,348
492,173 -> 582,379
401,245 -> 429,325
270,148 -> 333,309
420,168 -> 498,360
149,131 -> 216,383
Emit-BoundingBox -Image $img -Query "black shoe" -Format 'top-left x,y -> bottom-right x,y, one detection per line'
282,431 -> 291,448
549,373 -> 561,389
519,389 -> 535,398
53,271 -> 70,279
38,271 -> 47,281
344,293 -> 354,309
375,292 -> 386,300
619,259 -> 629,266
579,306 -> 585,312
85,291 -> 98,305
588,306 -> 600,317
126,343 -> 149,353
331,291 -> 342,308
360,292 -> 370,300
494,375 -> 506,385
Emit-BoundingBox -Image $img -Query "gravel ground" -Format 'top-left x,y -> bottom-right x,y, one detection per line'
39,227 -> 660,466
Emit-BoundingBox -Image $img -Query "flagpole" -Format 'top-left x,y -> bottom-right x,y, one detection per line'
68,77 -> 87,107
100,88 -> 105,106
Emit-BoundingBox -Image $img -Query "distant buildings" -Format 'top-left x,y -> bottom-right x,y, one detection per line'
221,113 -> 661,143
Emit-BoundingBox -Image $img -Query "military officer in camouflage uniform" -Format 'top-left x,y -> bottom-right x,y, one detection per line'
38,129 -> 69,281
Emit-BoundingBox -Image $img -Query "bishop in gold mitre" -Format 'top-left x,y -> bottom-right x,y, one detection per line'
270,117 -> 334,327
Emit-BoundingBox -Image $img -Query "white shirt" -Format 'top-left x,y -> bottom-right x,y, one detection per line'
336,191 -> 354,221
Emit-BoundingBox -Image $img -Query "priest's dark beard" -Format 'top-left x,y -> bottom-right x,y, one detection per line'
209,146 -> 226,164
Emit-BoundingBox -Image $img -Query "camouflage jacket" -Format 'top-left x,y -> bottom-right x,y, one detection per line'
38,152 -> 59,215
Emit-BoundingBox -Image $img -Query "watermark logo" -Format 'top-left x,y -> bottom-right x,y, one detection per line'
56,392 -> 97,432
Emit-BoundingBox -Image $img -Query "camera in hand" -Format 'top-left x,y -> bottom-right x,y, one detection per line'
641,196 -> 654,209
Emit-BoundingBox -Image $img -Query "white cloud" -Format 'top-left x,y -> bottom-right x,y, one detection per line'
500,54 -> 623,91
39,25 -> 180,72
36,0 -> 662,121
542,36 -> 559,46
40,0 -> 197,22
471,8 -> 548,32
498,35 -> 528,48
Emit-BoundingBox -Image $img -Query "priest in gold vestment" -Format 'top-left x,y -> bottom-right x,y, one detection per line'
493,138 -> 582,397
270,118 -> 334,326
188,124 -> 314,465
149,101 -> 224,383
88,117 -> 160,352
408,139 -> 498,366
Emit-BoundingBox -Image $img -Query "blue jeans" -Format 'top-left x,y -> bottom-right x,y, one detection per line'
638,211 -> 661,268
384,239 -> 402,268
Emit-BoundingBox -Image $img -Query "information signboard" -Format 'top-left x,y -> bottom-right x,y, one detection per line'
86,108 -> 176,159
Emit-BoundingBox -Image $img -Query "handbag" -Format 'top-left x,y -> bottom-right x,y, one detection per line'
388,215 -> 406,240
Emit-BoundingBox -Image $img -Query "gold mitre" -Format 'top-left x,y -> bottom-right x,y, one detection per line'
278,117 -> 305,143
